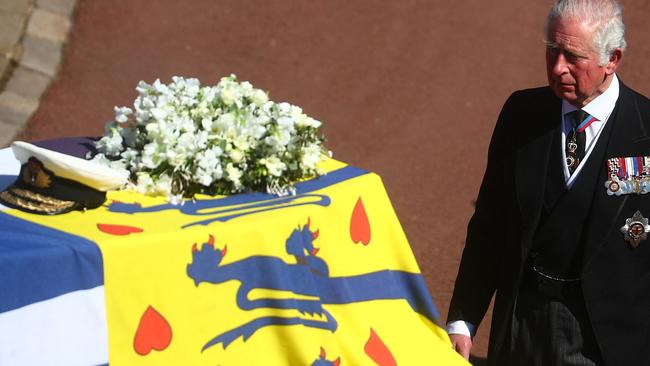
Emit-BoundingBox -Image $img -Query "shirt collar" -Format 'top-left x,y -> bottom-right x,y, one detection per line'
561,74 -> 620,122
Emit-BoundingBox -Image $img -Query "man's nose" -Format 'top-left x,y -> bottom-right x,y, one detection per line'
550,53 -> 568,75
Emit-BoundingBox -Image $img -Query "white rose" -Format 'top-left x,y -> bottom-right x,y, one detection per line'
220,87 -> 237,106
252,89 -> 269,106
229,149 -> 244,163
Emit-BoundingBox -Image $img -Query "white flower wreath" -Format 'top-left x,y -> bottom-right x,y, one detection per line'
91,74 -> 329,203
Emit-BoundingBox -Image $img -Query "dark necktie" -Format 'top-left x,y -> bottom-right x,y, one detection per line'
565,109 -> 596,175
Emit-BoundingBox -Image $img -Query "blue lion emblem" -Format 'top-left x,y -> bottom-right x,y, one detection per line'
187,219 -> 437,351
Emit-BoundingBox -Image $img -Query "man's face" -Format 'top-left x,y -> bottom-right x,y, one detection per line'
545,18 -> 619,107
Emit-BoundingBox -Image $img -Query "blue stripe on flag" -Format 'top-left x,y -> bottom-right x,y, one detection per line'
294,165 -> 369,194
108,165 -> 370,227
0,212 -> 103,313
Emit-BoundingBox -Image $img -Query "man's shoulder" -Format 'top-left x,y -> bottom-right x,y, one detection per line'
496,86 -> 559,119
620,82 -> 650,106
489,86 -> 559,148
506,86 -> 557,105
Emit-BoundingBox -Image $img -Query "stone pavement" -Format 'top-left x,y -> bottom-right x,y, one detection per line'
0,0 -> 76,147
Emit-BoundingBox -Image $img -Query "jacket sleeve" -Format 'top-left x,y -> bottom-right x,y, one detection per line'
447,91 -> 520,328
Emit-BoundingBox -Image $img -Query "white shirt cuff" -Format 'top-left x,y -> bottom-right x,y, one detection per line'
446,320 -> 476,338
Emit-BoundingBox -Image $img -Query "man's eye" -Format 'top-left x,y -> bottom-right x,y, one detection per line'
565,53 -> 578,61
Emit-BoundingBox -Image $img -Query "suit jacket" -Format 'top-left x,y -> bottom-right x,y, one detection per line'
448,82 -> 650,366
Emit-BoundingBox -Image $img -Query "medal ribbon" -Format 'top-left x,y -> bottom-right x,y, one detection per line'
576,114 -> 598,133
608,156 -> 650,180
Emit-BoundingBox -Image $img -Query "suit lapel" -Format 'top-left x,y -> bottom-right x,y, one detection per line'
515,94 -> 562,246
582,83 -> 650,271
543,126 -> 567,212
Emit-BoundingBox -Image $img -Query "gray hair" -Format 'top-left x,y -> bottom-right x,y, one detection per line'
545,0 -> 627,65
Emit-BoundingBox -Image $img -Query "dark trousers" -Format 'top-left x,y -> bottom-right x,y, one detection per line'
496,271 -> 604,366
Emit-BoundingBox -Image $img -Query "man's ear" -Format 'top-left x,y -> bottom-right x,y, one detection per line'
605,49 -> 623,75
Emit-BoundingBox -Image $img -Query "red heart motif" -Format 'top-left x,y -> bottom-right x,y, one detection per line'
350,197 -> 371,245
133,306 -> 173,356
97,223 -> 144,236
364,328 -> 397,366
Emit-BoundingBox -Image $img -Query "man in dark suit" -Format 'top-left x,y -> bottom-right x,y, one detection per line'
447,0 -> 650,365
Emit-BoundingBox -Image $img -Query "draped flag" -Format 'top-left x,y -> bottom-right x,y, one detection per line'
0,151 -> 468,365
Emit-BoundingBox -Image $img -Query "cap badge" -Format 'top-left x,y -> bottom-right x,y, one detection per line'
21,157 -> 52,189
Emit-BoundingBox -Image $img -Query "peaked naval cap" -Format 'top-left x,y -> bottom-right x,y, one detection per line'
0,141 -> 128,215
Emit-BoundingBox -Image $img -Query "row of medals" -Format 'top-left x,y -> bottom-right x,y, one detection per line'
567,134 -> 648,247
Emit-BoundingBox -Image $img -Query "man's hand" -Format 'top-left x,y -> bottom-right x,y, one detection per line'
449,333 -> 473,360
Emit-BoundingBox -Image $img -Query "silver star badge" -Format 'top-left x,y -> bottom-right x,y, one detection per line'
620,210 -> 650,248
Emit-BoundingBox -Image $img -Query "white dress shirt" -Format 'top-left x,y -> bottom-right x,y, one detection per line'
562,75 -> 620,188
447,75 -> 621,338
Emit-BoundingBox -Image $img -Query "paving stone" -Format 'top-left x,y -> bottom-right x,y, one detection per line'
5,66 -> 51,99
0,12 -> 28,55
0,120 -> 21,148
19,35 -> 61,76
26,8 -> 70,42
0,91 -> 39,125
37,0 -> 76,17
0,0 -> 31,14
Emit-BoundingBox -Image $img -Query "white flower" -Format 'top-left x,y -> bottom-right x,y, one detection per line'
151,107 -> 168,121
251,89 -> 268,106
264,130 -> 291,151
203,86 -> 218,104
214,113 -> 236,132
277,116 -> 295,132
194,146 -> 224,186
277,102 -> 291,115
114,106 -> 133,123
136,80 -> 150,94
90,153 -> 128,174
135,172 -> 155,194
141,142 -> 164,169
166,149 -> 186,167
175,116 -> 195,133
225,163 -> 243,189
154,174 -> 173,195
201,117 -> 213,130
301,143 -> 322,169
220,88 -> 236,106
229,149 -> 244,163
251,124 -> 266,140
97,127 -> 124,156
120,148 -> 139,164
152,79 -> 169,94
263,156 -> 287,177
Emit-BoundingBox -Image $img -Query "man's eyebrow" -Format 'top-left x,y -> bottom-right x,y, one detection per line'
544,40 -> 559,48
